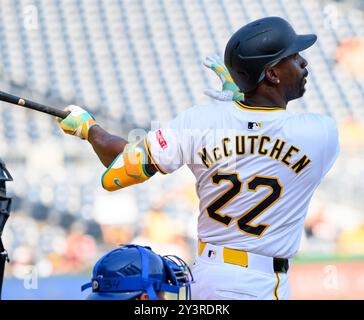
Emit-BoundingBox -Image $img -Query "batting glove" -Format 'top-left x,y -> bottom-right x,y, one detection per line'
57,105 -> 97,140
203,54 -> 244,102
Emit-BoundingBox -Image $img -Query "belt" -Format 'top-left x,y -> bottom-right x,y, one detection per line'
198,240 -> 289,274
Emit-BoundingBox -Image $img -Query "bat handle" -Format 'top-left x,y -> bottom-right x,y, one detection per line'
0,90 -> 71,119
53,109 -> 71,119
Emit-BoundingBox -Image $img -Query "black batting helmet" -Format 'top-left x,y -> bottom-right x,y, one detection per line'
224,16 -> 317,93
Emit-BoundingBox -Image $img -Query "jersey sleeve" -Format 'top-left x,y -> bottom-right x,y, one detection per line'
144,110 -> 191,174
321,115 -> 340,178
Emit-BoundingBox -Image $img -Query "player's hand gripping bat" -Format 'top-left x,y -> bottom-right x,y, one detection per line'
0,91 -> 97,140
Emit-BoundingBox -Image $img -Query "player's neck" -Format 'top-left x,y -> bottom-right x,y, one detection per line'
243,86 -> 288,109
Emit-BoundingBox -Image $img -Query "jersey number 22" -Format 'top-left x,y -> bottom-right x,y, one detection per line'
207,171 -> 283,237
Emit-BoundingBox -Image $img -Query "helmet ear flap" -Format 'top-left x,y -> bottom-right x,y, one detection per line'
237,70 -> 248,77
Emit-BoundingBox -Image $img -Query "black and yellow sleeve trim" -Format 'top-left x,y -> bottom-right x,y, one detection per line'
235,101 -> 285,112
143,137 -> 168,175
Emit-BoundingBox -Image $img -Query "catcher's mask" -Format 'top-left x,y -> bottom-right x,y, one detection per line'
81,244 -> 193,300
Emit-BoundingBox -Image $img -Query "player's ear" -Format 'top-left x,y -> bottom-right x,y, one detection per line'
265,66 -> 280,85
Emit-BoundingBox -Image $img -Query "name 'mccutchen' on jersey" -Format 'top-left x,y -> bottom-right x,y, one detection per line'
144,101 -> 339,259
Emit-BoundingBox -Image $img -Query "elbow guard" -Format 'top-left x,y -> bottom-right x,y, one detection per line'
101,143 -> 152,191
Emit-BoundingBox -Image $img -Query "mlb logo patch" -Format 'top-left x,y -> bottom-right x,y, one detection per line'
208,250 -> 217,259
248,122 -> 262,130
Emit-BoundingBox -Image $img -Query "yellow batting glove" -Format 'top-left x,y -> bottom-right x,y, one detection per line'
56,105 -> 97,140
203,54 -> 244,102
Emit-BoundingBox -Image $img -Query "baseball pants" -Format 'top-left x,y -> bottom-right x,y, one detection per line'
191,242 -> 290,300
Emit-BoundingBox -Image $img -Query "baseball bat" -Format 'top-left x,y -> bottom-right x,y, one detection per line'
0,90 -> 70,119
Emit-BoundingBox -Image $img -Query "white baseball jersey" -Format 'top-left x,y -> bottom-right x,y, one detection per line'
145,101 -> 339,259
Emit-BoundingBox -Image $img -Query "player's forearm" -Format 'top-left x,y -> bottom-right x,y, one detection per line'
88,125 -> 128,168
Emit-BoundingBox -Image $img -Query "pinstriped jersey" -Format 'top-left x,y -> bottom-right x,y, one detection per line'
145,101 -> 339,258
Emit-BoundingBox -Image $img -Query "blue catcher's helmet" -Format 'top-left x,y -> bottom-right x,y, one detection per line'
81,244 -> 193,300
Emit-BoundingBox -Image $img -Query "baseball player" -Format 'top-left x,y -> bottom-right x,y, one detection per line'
81,244 -> 193,300
57,17 -> 339,300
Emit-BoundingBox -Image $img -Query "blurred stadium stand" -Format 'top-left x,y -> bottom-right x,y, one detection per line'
0,0 -> 363,299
